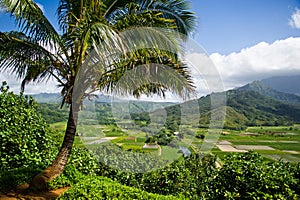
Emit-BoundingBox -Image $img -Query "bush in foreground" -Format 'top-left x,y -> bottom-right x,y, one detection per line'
0,82 -> 56,171
58,175 -> 182,200
208,152 -> 299,199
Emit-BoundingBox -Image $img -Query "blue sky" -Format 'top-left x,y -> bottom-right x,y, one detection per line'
191,0 -> 300,54
1,0 -> 299,54
1,0 -> 300,94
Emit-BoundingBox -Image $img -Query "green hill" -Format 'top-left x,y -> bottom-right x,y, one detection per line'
32,80 -> 300,130
225,90 -> 300,128
238,80 -> 300,105
192,89 -> 300,130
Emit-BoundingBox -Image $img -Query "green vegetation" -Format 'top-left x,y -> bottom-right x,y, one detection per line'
0,167 -> 42,192
0,82 -> 57,171
58,175 -> 181,200
226,90 -> 300,126
37,103 -> 69,124
1,83 -> 300,199
209,152 -> 299,199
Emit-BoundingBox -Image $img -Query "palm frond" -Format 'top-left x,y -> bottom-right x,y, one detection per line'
57,0 -> 83,33
57,0 -> 107,33
104,0 -> 196,36
145,0 -> 196,35
74,27 -> 194,102
0,0 -> 60,47
111,5 -> 177,31
0,31 -> 65,91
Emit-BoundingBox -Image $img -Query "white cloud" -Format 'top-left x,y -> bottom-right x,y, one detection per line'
185,52 -> 224,95
208,37 -> 300,89
2,37 -> 300,96
289,8 -> 300,29
0,71 -> 59,94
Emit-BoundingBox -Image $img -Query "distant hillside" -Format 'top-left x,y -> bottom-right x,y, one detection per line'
36,99 -> 176,124
157,88 -> 300,130
30,93 -> 121,103
238,80 -> 300,105
261,75 -> 300,96
33,76 -> 300,130
30,93 -> 61,103
225,90 -> 300,128
195,89 -> 300,130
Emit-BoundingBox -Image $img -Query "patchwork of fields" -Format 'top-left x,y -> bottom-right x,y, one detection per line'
211,125 -> 300,162
51,122 -> 300,162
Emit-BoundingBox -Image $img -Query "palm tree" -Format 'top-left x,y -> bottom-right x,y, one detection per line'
0,0 -> 196,190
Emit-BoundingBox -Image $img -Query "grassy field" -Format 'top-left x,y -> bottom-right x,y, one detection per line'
50,122 -> 300,162
212,125 -> 300,162
50,122 -> 67,131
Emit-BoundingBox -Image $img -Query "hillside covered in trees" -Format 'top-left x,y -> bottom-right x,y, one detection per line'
36,82 -> 300,130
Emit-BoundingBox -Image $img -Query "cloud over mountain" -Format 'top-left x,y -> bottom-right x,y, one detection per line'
209,37 -> 300,89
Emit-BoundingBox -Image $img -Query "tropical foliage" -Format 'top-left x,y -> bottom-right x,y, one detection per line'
0,82 -> 56,171
208,152 -> 299,199
0,89 -> 299,198
0,0 -> 196,188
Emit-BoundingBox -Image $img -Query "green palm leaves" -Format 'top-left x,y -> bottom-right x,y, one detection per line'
0,0 -> 196,103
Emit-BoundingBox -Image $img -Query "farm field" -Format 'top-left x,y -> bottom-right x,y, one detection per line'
212,125 -> 300,162
53,122 -> 300,162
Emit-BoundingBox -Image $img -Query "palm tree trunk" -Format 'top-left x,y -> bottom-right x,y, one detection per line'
30,103 -> 79,191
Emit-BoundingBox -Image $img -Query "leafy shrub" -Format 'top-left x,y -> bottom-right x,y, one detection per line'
58,175 -> 182,200
93,143 -> 168,173
0,82 -> 57,171
68,147 -> 101,175
136,153 -> 217,199
37,103 -> 68,124
94,150 -> 217,199
207,151 -> 298,199
47,165 -> 85,190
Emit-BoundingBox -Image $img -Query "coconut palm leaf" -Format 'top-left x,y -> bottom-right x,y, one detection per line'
0,0 -> 61,46
104,0 -> 196,36
75,27 -> 194,101
0,31 -> 66,91
0,0 -> 196,190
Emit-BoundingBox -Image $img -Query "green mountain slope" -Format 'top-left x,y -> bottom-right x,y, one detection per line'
195,89 -> 300,130
32,80 -> 300,130
238,80 -> 300,105
225,90 -> 300,128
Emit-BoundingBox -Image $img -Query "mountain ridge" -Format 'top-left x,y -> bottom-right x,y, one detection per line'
237,80 -> 300,105
31,75 -> 300,130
